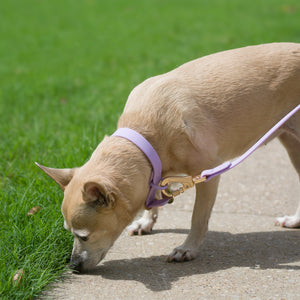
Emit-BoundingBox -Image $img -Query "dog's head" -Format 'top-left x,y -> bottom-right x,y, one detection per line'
36,137 -> 151,272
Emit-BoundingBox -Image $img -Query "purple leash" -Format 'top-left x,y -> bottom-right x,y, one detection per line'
201,104 -> 300,180
113,104 -> 300,208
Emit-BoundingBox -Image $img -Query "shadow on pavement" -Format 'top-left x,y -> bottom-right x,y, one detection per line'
84,230 -> 300,292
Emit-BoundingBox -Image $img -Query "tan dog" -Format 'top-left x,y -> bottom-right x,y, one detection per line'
37,43 -> 300,272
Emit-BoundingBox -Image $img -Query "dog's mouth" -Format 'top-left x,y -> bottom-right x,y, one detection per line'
98,250 -> 108,263
70,249 -> 108,273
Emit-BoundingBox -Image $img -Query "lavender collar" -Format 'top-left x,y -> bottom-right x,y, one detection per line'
112,128 -> 169,209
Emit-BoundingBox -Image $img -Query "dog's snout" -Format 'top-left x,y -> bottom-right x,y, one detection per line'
69,256 -> 83,273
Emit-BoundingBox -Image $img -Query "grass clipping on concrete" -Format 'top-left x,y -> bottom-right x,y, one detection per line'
1,0 -> 300,298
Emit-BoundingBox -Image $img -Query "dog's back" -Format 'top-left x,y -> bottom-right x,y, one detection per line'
120,43 -> 300,160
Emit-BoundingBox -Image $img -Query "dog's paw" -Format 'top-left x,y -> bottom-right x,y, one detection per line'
166,247 -> 198,262
275,215 -> 300,228
127,213 -> 157,236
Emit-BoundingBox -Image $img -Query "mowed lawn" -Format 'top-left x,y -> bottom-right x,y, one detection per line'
1,0 -> 300,298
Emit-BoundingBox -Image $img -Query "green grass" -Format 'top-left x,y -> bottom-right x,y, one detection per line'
0,0 -> 300,298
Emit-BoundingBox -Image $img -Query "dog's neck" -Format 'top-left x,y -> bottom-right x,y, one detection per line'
86,136 -> 153,218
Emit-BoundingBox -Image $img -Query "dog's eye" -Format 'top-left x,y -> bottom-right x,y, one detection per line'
79,236 -> 88,242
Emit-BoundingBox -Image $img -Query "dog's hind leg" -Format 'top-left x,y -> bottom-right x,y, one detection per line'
127,207 -> 158,235
276,115 -> 300,228
167,176 -> 220,262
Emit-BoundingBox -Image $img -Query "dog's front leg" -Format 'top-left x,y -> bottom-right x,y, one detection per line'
167,176 -> 220,262
127,207 -> 158,235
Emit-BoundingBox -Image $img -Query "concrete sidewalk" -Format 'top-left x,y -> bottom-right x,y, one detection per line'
44,140 -> 300,300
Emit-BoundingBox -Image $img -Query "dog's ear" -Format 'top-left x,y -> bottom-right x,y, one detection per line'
35,162 -> 75,191
82,182 -> 114,209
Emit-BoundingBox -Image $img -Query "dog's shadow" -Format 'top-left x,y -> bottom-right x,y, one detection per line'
86,229 -> 300,292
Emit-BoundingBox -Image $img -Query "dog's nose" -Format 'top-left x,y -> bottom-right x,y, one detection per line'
69,257 -> 83,273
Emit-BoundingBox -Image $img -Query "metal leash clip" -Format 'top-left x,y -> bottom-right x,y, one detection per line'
160,175 -> 207,202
